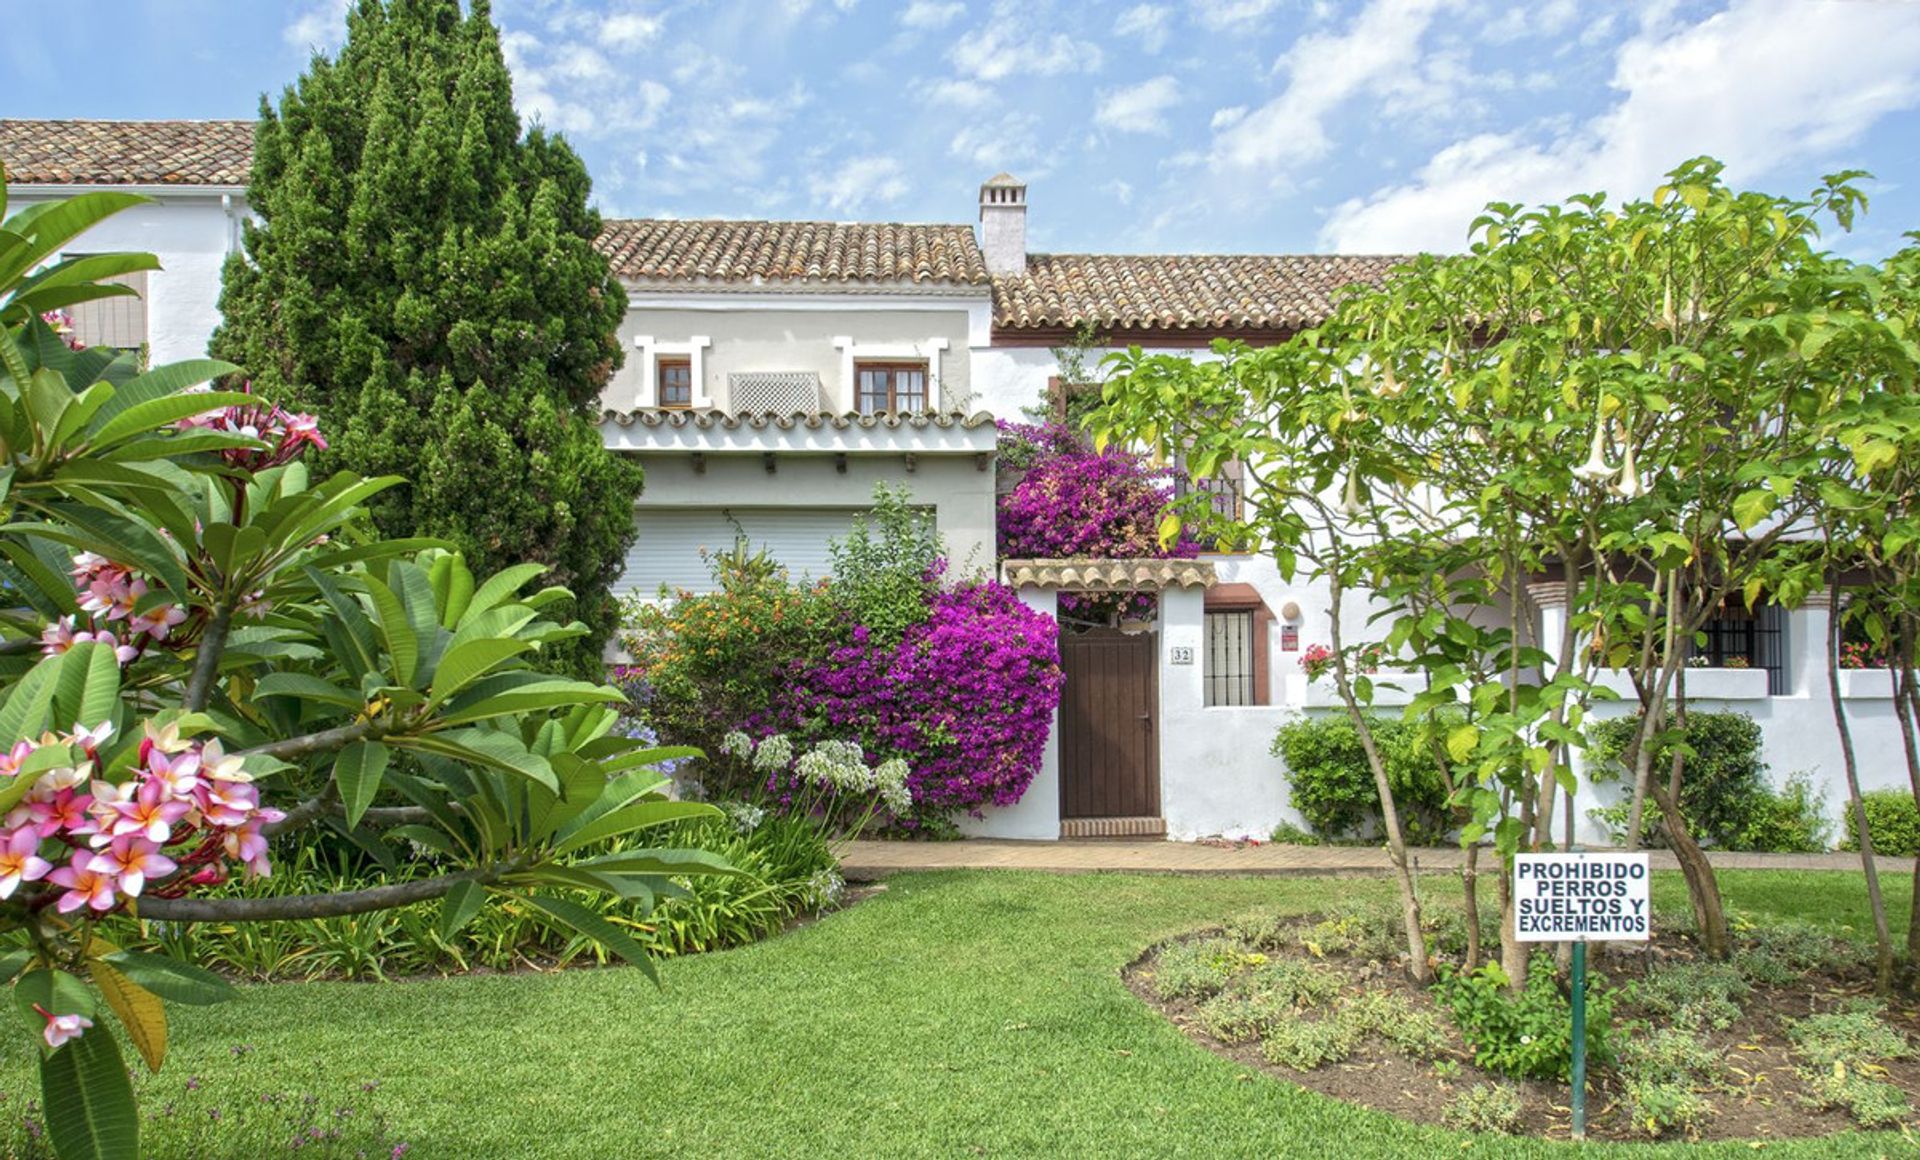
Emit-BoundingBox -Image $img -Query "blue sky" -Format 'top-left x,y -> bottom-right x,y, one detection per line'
7,0 -> 1920,259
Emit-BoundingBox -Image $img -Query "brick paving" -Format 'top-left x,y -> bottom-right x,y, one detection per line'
839,839 -> 1911,881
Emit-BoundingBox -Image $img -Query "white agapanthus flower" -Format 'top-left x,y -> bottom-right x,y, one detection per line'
719,731 -> 754,759
875,757 -> 913,816
751,733 -> 794,772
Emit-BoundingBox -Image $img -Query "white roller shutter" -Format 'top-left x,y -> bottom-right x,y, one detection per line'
617,508 -> 860,598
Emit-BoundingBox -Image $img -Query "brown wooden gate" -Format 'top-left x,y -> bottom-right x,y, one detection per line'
1058,629 -> 1160,819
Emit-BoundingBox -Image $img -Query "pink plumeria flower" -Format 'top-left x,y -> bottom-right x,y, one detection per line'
47,852 -> 119,913
27,785 -> 97,840
87,836 -> 175,897
35,1005 -> 94,1050
199,739 -> 251,785
128,600 -> 187,641
201,779 -> 259,828
0,739 -> 32,779
145,747 -> 203,798
141,719 -> 193,756
69,722 -> 114,754
107,777 -> 192,844
0,826 -> 52,899
223,814 -> 280,877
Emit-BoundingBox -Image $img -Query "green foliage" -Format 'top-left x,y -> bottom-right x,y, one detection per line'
1621,1078 -> 1713,1139
1627,961 -> 1750,1031
1616,1021 -> 1724,1135
1841,789 -> 1920,856
1787,1004 -> 1910,1070
1434,956 -> 1614,1081
1258,1015 -> 1356,1071
211,0 -> 641,672
1149,937 -> 1257,1001
1439,1083 -> 1524,1135
1801,1067 -> 1912,1127
1271,715 -> 1452,843
825,484 -> 944,648
1588,715 -> 1830,852
1334,990 -> 1448,1060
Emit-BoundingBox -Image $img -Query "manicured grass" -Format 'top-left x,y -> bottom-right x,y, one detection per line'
3,869 -> 1912,1158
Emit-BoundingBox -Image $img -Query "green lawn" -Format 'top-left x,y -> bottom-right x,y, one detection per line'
4,869 -> 1913,1158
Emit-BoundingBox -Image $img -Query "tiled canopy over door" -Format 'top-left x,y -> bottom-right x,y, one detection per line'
617,508 -> 859,597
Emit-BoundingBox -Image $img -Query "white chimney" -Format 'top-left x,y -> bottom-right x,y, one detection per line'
979,173 -> 1027,276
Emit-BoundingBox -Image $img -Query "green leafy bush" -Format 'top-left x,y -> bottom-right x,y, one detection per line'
1272,715 -> 1452,843
1622,1078 -> 1713,1138
1335,991 -> 1448,1060
1259,1016 -> 1356,1070
1237,959 -> 1344,1010
1788,1004 -> 1909,1069
825,485 -> 943,648
1801,1067 -> 1912,1127
1434,957 -> 1614,1081
1628,962 -> 1750,1031
1587,714 -> 1830,851
1440,1083 -> 1523,1135
1149,937 -> 1257,1001
1841,789 -> 1920,856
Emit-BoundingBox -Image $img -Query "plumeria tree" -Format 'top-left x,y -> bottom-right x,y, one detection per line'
1,185 -> 728,1160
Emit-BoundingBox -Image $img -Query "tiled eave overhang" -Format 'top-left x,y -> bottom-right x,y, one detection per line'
597,409 -> 1000,455
1000,558 -> 1218,593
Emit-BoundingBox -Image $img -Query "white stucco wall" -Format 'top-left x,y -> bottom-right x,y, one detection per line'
622,450 -> 997,583
613,300 -> 988,414
958,586 -> 1062,840
9,187 -> 245,366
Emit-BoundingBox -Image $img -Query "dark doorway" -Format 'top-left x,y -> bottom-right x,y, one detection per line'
1058,628 -> 1160,820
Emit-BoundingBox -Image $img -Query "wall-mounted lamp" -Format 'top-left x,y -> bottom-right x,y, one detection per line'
1280,600 -> 1303,623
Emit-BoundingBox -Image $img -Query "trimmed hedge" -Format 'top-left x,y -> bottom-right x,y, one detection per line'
1842,790 -> 1920,857
1271,714 -> 1452,843
1587,713 -> 1829,852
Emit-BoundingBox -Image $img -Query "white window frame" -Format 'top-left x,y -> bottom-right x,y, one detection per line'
832,336 -> 947,413
633,335 -> 712,409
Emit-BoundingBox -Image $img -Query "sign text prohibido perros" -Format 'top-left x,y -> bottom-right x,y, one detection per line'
1512,852 -> 1650,942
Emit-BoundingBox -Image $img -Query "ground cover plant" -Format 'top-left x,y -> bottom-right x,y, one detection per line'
0,868 -> 1906,1158
1132,889 -> 1920,1143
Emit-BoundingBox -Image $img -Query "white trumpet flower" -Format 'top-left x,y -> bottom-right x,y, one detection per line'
1611,436 -> 1644,498
1340,470 -> 1364,516
1572,422 -> 1616,483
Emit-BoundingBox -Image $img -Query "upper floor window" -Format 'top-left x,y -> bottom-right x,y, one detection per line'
1690,601 -> 1788,694
62,261 -> 147,355
658,358 -> 693,409
855,361 -> 927,415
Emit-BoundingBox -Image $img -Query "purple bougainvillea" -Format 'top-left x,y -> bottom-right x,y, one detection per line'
996,422 -> 1200,619
787,580 -> 1063,815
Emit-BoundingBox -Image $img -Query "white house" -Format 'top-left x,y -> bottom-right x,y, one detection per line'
3,119 -> 1907,848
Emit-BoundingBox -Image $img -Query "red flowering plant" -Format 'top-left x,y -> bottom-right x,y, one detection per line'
3,189 -> 727,1160
995,422 -> 1200,625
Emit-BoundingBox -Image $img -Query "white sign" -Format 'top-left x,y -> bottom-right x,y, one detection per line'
1169,645 -> 1195,665
1513,853 -> 1650,942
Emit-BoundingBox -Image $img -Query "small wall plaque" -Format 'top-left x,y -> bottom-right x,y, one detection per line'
1170,645 -> 1195,665
1280,625 -> 1300,652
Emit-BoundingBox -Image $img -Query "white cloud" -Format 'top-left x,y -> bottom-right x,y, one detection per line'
1209,0 -> 1451,179
1209,105 -> 1247,130
950,113 -> 1052,181
601,12 -> 663,51
922,78 -> 995,108
1104,179 -> 1135,205
902,0 -> 966,29
1320,0 -> 1920,252
1115,4 -> 1173,53
810,155 -> 910,214
1191,0 -> 1283,31
1095,76 -> 1181,135
283,0 -> 349,51
951,1 -> 1101,81
503,26 -> 670,139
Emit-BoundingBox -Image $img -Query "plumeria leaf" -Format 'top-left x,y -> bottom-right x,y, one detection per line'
522,893 -> 657,981
87,949 -> 167,1074
334,741 -> 391,829
97,952 -> 235,1006
40,1020 -> 139,1160
438,879 -> 489,942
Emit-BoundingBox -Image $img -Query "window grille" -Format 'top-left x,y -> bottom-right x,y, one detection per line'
727,372 -> 821,413
1690,601 -> 1788,694
1175,460 -> 1245,549
1205,610 -> 1257,706
67,266 -> 147,353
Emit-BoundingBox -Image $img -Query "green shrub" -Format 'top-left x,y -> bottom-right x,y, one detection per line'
1801,1068 -> 1912,1127
1841,789 -> 1920,856
1299,901 -> 1405,961
1434,956 -> 1614,1081
1617,1023 -> 1726,1086
1628,962 -> 1750,1031
1336,991 -> 1449,1060
1622,1078 -> 1713,1138
1222,908 -> 1292,950
1237,958 -> 1344,1009
1440,1083 -> 1524,1135
1272,714 -> 1452,843
1587,714 -> 1829,851
1150,937 -> 1257,1001
1195,992 -> 1280,1044
825,484 -> 944,649
1260,1015 -> 1357,1070
1788,1004 -> 1909,1069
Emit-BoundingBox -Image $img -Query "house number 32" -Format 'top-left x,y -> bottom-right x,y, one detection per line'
1170,646 -> 1195,665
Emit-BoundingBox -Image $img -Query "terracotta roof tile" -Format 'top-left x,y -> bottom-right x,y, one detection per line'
992,252 -> 1410,332
1000,558 -> 1218,592
596,218 -> 990,287
597,409 -> 997,431
0,119 -> 254,186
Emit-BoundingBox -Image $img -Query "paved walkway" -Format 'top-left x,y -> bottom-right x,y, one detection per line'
839,839 -> 1913,881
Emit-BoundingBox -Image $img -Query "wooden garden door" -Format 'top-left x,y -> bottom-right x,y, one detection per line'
1058,629 -> 1160,822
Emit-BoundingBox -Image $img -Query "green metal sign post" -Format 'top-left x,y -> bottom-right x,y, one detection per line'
1570,939 -> 1588,1140
1512,849 -> 1649,1144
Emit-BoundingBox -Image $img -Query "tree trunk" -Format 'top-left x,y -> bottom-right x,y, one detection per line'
1624,570 -> 1680,849
1498,850 -> 1528,986
1647,778 -> 1731,958
1325,570 -> 1431,984
1892,624 -> 1920,969
1827,582 -> 1895,995
1462,842 -> 1482,972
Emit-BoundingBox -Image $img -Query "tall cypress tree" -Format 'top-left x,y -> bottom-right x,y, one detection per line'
215,0 -> 640,671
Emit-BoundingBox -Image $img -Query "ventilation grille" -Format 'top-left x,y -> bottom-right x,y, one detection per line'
728,372 -> 822,413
